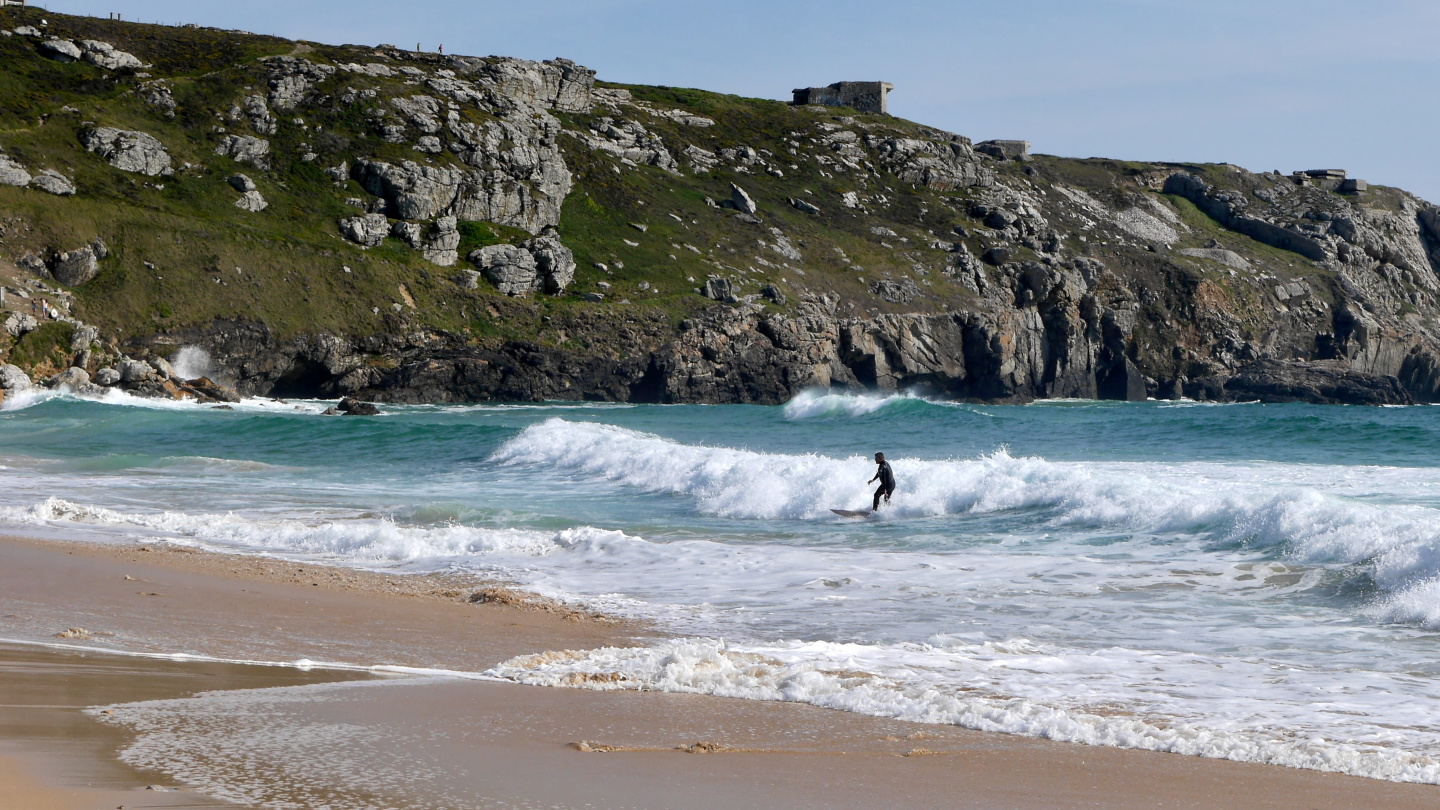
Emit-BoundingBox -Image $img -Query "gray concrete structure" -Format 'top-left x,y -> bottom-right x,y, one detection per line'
791,81 -> 893,115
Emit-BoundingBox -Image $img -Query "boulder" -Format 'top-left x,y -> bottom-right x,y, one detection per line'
730,183 -> 758,214
47,367 -> 90,391
703,277 -> 739,302
0,154 -> 31,187
453,269 -> 482,290
234,190 -> 268,212
976,139 -> 1031,160
3,312 -> 37,337
38,38 -> 82,62
788,197 -> 821,215
31,170 -> 76,195
471,244 -> 539,296
79,40 -> 144,71
50,247 -> 100,286
227,173 -> 257,192
148,355 -> 177,379
90,238 -> 108,259
185,376 -> 241,403
215,135 -> 270,169
80,127 -> 172,176
392,216 -> 461,266
0,364 -> 31,391
69,324 -> 99,351
338,396 -> 380,415
339,213 -> 392,247
13,26 -> 41,37
118,358 -> 154,383
524,229 -> 575,293
95,367 -> 121,386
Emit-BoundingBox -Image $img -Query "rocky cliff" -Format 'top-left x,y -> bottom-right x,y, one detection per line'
3,7 -> 1439,407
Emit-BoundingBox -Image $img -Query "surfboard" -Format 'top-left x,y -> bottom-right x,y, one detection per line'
831,508 -> 873,518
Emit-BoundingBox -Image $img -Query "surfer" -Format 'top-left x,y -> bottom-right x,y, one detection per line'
869,452 -> 896,511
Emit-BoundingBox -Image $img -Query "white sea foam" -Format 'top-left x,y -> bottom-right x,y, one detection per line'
490,637 -> 1440,784
0,496 -> 636,564
782,388 -> 926,419
493,419 -> 1440,596
169,345 -> 215,380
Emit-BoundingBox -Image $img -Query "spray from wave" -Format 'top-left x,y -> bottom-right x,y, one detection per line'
781,389 -> 931,419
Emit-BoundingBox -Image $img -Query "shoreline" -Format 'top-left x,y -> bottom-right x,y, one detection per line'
3,532 -> 1439,808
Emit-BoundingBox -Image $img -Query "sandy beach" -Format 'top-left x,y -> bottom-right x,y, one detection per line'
2,532 -> 1437,809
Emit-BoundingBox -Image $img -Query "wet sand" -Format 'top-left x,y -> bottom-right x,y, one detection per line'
2,532 -> 1438,809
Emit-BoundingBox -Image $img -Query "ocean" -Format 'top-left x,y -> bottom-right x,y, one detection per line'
4,384 -> 1440,783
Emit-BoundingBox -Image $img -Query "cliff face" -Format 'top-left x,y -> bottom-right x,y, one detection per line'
2,8 -> 1440,407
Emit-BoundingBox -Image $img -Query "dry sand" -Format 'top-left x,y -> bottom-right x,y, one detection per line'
2,532 -> 1437,809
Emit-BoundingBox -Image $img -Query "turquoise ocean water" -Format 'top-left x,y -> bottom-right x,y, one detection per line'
4,386 -> 1440,782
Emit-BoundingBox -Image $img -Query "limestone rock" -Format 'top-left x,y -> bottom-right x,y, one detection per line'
119,359 -> 153,383
524,228 -> 575,293
13,26 -> 40,37
139,80 -> 176,118
340,213 -> 392,247
80,127 -> 172,176
872,135 -> 992,191
975,140 -> 1031,160
1179,248 -> 1250,270
31,170 -> 75,195
70,324 -> 99,351
234,190 -> 268,212
730,183 -> 757,214
870,279 -> 921,303
414,135 -> 443,154
50,247 -> 100,286
1,364 -> 33,391
95,367 -> 121,386
471,244 -> 539,296
3,313 -> 37,338
38,38 -> 82,62
263,56 -> 336,111
215,134 -> 271,170
79,40 -> 145,71
703,277 -> 739,303
788,197 -> 821,215
0,154 -> 31,187
227,173 -> 257,192
393,216 -> 461,266
47,367 -> 90,391
148,355 -> 177,379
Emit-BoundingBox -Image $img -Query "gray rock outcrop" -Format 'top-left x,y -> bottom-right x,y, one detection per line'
471,244 -> 538,296
31,169 -> 76,195
0,364 -> 32,391
95,367 -> 121,386
215,134 -> 271,169
50,247 -> 100,286
38,38 -> 82,62
80,127 -> 172,176
3,313 -> 37,338
79,40 -> 145,70
47,367 -> 90,391
0,153 -> 31,186
392,216 -> 461,266
730,183 -> 758,214
340,213 -> 392,247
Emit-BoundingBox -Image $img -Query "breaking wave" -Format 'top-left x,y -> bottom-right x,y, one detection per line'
494,418 -> 1440,610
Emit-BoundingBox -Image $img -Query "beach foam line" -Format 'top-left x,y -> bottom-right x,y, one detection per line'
0,496 -> 640,564
488,636 -> 1440,784
0,635 -> 503,681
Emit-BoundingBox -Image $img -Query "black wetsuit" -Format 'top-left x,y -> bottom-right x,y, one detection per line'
872,460 -> 896,510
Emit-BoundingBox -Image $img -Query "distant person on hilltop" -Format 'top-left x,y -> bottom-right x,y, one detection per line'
869,452 -> 896,511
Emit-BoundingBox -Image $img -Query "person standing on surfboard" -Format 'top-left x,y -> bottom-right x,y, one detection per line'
869,452 -> 896,511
